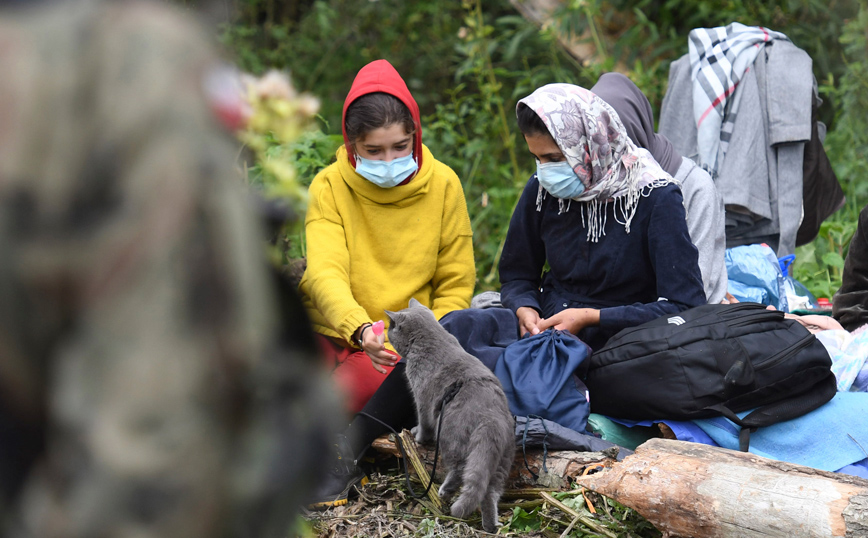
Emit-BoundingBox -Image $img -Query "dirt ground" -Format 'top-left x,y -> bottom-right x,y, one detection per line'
303,468 -> 660,538
304,473 -> 549,537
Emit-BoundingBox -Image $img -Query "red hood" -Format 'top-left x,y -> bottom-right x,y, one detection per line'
342,59 -> 423,172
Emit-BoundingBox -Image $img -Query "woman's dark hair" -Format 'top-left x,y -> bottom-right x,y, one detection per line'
345,92 -> 415,143
516,102 -> 550,137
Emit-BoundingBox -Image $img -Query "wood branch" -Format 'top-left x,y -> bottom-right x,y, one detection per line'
371,434 -> 617,489
396,429 -> 443,514
540,491 -> 617,538
574,438 -> 868,538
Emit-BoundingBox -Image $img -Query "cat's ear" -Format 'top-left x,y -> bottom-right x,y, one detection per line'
384,310 -> 396,324
408,298 -> 422,308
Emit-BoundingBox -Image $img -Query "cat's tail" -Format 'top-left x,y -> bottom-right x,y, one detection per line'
449,427 -> 498,519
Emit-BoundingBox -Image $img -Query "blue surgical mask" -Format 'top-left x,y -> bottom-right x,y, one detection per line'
536,161 -> 586,199
355,153 -> 418,188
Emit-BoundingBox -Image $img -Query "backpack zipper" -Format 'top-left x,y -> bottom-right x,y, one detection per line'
726,310 -> 784,328
754,333 -> 815,371
598,305 -> 779,352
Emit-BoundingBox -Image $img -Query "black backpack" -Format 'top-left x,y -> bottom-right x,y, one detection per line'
585,303 -> 837,450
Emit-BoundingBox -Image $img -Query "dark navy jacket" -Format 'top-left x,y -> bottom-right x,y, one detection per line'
499,175 -> 706,350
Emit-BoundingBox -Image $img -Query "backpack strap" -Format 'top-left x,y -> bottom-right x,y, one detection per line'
706,404 -> 756,451
706,374 -> 838,451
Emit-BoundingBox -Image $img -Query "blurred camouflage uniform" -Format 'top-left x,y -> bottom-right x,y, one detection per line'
0,1 -> 339,537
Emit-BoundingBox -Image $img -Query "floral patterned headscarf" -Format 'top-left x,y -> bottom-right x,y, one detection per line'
518,83 -> 675,242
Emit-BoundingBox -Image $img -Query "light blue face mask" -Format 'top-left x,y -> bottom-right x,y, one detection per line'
355,153 -> 418,188
536,160 -> 586,199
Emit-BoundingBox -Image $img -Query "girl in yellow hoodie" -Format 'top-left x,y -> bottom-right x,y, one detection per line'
299,59 -> 475,414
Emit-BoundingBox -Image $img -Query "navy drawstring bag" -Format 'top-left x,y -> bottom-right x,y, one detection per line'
494,330 -> 592,434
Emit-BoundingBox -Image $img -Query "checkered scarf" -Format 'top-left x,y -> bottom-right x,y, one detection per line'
689,23 -> 788,178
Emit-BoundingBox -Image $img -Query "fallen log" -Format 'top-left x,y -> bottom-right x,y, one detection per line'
371,433 -> 616,489
574,438 -> 868,538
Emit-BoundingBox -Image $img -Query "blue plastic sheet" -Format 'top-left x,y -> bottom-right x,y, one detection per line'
725,244 -> 789,311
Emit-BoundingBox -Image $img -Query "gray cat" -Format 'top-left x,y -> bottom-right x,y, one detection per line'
385,299 -> 515,533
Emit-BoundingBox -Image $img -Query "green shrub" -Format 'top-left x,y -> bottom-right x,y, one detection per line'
794,4 -> 868,299
218,0 -> 867,299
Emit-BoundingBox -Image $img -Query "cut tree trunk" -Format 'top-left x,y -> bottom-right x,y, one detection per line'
574,438 -> 868,538
371,432 -> 618,489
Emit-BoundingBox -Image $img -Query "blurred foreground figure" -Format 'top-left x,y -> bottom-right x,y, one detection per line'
0,1 -> 338,536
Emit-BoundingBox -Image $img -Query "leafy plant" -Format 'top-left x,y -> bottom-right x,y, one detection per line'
794,4 -> 868,298
794,207 -> 860,299
424,0 -> 590,289
215,0 -> 868,299
502,506 -> 544,532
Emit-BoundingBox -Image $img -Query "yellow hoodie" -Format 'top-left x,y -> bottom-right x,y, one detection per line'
299,144 -> 475,349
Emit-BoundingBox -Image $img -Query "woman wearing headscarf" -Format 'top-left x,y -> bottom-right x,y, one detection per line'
591,72 -> 728,304
308,84 -> 707,512
499,83 -> 706,350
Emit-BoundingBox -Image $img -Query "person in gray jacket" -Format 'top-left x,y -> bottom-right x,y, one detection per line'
592,73 -> 727,304
658,27 -> 814,258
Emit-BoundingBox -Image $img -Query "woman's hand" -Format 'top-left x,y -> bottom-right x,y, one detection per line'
516,307 -> 543,337
538,308 -> 601,335
784,313 -> 844,333
359,324 -> 398,374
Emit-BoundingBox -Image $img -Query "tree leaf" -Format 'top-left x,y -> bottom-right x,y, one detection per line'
821,252 -> 846,269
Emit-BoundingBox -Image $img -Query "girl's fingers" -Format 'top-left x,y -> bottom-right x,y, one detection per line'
537,317 -> 555,331
369,351 -> 398,367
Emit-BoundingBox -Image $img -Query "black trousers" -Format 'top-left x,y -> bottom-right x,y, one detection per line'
346,361 -> 416,460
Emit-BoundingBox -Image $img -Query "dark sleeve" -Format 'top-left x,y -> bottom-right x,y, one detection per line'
598,185 -> 707,331
499,176 -> 546,314
834,205 -> 868,332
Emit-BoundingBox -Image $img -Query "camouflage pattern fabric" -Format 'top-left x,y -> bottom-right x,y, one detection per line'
0,1 -> 339,536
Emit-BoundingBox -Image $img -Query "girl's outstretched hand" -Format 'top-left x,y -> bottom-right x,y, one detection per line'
516,306 -> 543,337
361,322 -> 397,374
538,308 -> 601,335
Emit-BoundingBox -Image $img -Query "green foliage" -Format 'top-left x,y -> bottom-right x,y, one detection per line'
221,0 -> 472,126
601,497 -> 662,536
220,0 -> 868,298
266,126 -> 342,260
548,0 -> 858,123
502,506 -> 543,532
413,518 -> 437,537
794,4 -> 868,298
287,514 -> 316,537
794,200 -> 861,299
424,0 -> 589,288
286,127 -> 344,187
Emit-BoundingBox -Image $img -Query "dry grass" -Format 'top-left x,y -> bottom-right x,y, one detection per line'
304,473 -> 543,537
303,470 -> 659,538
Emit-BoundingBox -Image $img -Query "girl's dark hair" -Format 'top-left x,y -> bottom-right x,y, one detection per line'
345,92 -> 415,143
516,102 -> 550,137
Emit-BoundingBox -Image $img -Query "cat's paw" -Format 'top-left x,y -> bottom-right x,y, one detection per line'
438,483 -> 457,503
450,498 -> 475,519
411,425 -> 430,444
